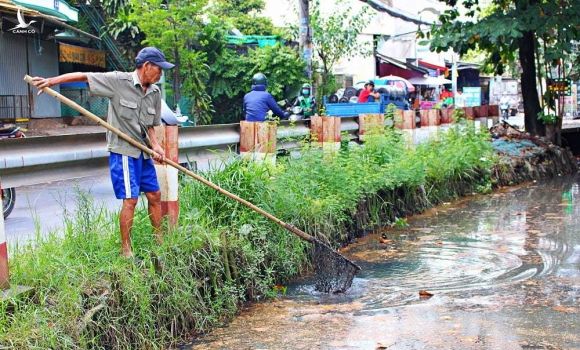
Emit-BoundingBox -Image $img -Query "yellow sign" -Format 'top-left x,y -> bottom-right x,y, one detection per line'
59,43 -> 106,68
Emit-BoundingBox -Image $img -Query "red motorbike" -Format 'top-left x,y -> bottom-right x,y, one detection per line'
0,124 -> 25,219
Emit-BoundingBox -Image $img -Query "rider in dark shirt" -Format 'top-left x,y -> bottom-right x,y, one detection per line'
243,73 -> 287,122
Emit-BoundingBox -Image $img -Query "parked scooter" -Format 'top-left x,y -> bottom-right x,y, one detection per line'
1,187 -> 15,219
0,124 -> 25,139
0,124 -> 25,219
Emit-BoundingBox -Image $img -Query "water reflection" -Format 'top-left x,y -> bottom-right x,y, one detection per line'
290,175 -> 580,311
191,175 -> 580,350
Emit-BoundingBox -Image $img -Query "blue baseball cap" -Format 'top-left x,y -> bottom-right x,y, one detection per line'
135,47 -> 175,69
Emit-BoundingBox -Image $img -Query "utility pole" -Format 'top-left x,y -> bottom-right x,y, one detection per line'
452,53 -> 458,98
298,0 -> 312,80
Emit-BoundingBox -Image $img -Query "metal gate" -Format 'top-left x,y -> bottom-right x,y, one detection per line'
0,95 -> 31,122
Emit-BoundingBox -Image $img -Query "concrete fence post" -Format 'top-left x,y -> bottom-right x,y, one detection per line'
358,114 -> 384,141
427,109 -> 441,127
397,110 -> 417,147
393,110 -> 404,129
311,116 -> 341,153
401,110 -> 416,130
464,107 -> 475,120
154,125 -> 180,228
440,108 -> 454,124
239,121 -> 277,164
419,109 -> 430,127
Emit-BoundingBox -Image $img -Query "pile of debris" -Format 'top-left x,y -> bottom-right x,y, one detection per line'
490,122 -> 578,186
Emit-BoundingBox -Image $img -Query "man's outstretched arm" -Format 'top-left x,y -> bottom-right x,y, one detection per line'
267,95 -> 287,119
31,73 -> 88,93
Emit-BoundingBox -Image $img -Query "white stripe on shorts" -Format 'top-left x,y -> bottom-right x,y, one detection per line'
122,155 -> 131,199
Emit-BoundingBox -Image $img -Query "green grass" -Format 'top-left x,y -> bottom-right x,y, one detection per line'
1,124 -> 494,349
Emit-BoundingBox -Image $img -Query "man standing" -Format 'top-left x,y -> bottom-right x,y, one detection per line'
358,81 -> 380,103
31,47 -> 174,258
454,88 -> 466,108
243,73 -> 288,122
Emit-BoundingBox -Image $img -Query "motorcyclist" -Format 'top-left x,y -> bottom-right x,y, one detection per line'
243,73 -> 288,122
292,83 -> 316,118
499,95 -> 511,120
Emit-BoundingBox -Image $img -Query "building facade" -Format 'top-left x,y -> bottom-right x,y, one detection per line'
0,0 -> 104,121
0,32 -> 61,119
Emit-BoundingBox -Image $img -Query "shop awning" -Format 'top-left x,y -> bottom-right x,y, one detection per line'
59,43 -> 106,68
0,0 -> 99,40
12,0 -> 77,22
418,60 -> 449,73
376,53 -> 429,74
409,76 -> 452,86
376,53 -> 407,69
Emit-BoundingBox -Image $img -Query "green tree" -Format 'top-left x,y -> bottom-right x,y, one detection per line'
105,0 -> 305,124
310,0 -> 372,98
212,0 -> 276,35
209,45 -> 306,123
429,0 -> 580,141
127,0 -> 225,124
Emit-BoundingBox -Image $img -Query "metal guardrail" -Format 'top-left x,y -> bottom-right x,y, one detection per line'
0,118 -> 360,188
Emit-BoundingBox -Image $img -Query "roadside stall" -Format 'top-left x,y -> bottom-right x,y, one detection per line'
409,75 -> 452,108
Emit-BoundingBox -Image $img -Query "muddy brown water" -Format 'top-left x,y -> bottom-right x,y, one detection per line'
188,176 -> 580,350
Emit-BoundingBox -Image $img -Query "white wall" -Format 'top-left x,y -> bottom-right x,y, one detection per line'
333,34 -> 376,83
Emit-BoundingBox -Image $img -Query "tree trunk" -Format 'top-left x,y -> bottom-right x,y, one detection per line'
516,0 -> 543,137
518,30 -> 544,136
545,124 -> 560,144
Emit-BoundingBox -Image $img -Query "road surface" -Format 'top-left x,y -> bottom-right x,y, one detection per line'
4,174 -> 120,247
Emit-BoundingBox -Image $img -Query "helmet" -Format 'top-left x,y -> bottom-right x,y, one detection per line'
365,80 -> 375,87
301,83 -> 312,97
252,72 -> 268,86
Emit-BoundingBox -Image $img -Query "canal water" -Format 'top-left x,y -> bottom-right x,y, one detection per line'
190,176 -> 580,350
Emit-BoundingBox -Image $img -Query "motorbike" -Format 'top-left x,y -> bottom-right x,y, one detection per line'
287,105 -> 305,121
0,124 -> 25,139
1,187 -> 15,219
0,124 -> 25,219
278,99 -> 307,121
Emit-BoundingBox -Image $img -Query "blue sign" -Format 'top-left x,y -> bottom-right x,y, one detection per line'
462,87 -> 481,107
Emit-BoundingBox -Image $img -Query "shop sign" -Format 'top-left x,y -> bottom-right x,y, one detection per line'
59,43 -> 106,68
547,79 -> 571,96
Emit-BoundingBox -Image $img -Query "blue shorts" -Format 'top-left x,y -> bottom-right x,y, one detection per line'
109,152 -> 160,199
